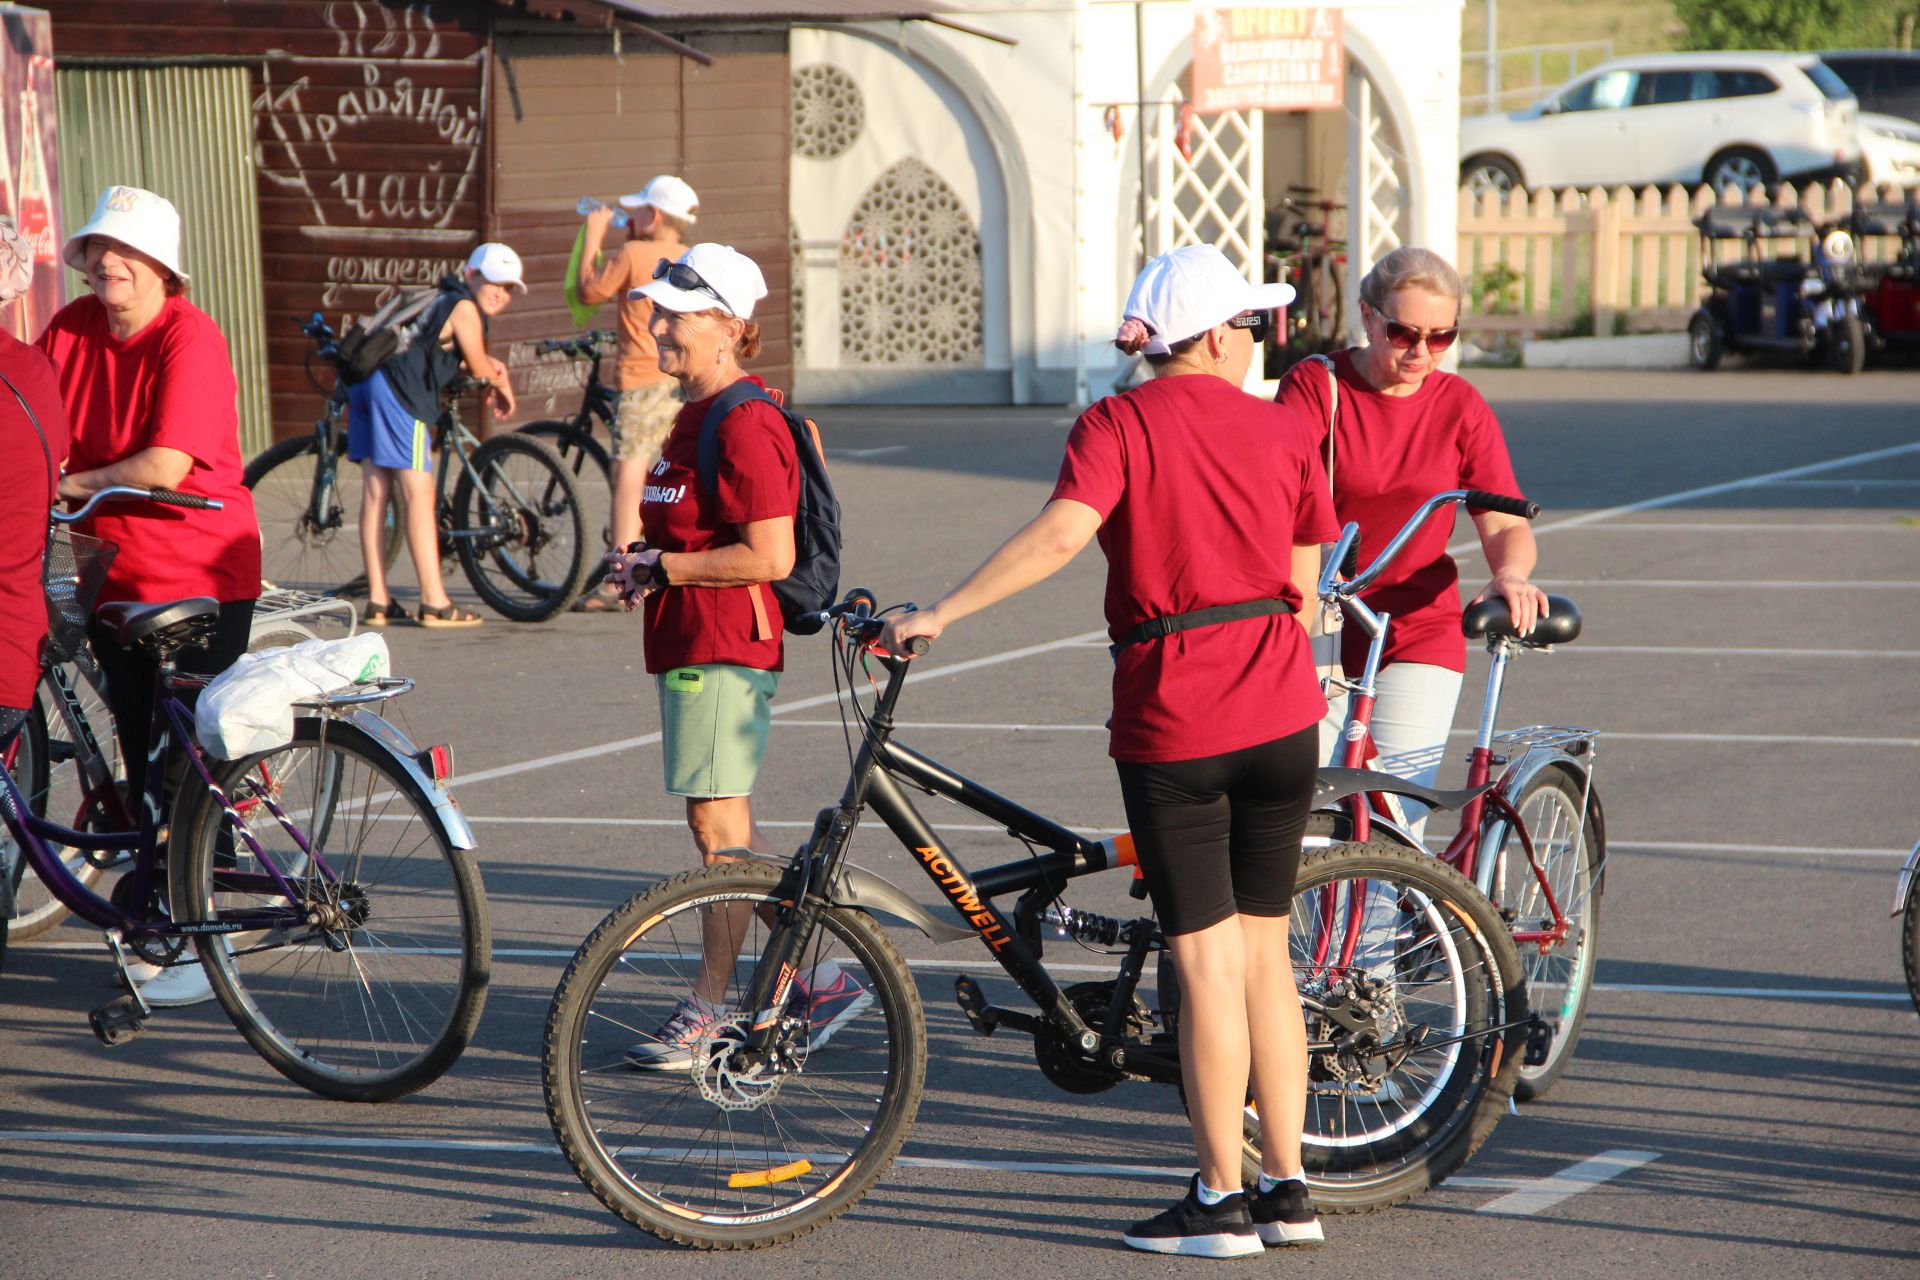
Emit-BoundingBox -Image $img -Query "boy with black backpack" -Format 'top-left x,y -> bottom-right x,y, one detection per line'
346,242 -> 523,627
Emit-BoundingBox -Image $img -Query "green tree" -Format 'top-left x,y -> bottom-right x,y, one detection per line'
1673,0 -> 1870,49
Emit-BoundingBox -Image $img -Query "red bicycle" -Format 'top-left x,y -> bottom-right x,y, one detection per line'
1312,489 -> 1607,1101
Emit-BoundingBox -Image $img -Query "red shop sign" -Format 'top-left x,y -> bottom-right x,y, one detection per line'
1191,7 -> 1345,113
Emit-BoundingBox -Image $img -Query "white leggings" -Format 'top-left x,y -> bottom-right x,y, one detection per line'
1317,662 -> 1464,840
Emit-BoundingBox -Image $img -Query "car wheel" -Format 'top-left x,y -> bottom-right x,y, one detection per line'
1688,310 -> 1724,371
1462,154 -> 1523,197
1703,147 -> 1776,195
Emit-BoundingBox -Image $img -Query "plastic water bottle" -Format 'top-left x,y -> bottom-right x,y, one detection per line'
577,196 -> 629,229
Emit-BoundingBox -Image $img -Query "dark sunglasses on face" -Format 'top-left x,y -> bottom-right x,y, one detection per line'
1228,310 -> 1272,343
652,258 -> 729,309
1370,304 -> 1459,353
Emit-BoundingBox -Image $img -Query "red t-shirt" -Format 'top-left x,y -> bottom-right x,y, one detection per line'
0,333 -> 70,708
1275,349 -> 1523,675
639,375 -> 799,674
37,295 -> 261,606
1051,375 -> 1339,764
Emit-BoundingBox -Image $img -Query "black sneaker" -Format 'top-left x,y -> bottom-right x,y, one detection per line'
1121,1175 -> 1261,1258
1247,1177 -> 1324,1247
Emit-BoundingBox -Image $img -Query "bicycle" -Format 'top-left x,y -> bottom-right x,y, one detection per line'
0,485 -> 492,1100
542,589 -> 1528,1249
1313,489 -> 1608,1102
1266,184 -> 1349,373
245,314 -> 592,620
1896,839 -> 1920,1017
518,329 -> 618,584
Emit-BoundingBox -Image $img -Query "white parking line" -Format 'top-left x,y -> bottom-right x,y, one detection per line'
1477,1150 -> 1661,1216
1538,579 -> 1920,590
1535,522 -> 1913,533
759,721 -> 1920,750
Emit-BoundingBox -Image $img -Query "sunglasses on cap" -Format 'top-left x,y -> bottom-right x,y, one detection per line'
652,258 -> 729,311
1368,304 -> 1459,353
1227,310 -> 1273,343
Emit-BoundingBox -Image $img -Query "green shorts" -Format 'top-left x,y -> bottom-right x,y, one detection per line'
657,664 -> 780,798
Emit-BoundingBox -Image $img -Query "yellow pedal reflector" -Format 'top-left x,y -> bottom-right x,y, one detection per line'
728,1159 -> 813,1189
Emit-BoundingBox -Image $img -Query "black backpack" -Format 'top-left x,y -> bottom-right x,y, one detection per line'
331,286 -> 447,384
696,382 -> 841,635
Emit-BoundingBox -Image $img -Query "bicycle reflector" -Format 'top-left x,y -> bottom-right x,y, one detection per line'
417,743 -> 455,785
728,1159 -> 813,1189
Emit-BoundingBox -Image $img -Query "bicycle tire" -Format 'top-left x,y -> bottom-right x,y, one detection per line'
1904,877 -> 1920,1019
245,432 -> 402,597
519,418 -> 614,587
6,680 -> 111,943
172,716 -> 491,1102
1163,841 -> 1526,1215
1487,768 -> 1602,1101
544,861 -> 926,1249
451,433 -> 590,622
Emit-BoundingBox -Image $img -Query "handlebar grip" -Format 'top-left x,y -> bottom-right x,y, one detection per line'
1463,491 -> 1540,519
1339,538 -> 1360,577
150,488 -> 221,511
905,636 -> 931,657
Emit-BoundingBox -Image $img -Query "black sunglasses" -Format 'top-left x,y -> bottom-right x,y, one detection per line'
1368,304 -> 1460,353
652,258 -> 728,309
1228,310 -> 1273,343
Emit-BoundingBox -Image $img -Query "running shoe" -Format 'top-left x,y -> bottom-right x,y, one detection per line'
623,997 -> 722,1070
1246,1177 -> 1324,1247
790,970 -> 874,1052
1121,1175 -> 1261,1258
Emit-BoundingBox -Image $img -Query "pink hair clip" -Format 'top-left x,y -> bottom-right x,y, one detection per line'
1114,317 -> 1152,354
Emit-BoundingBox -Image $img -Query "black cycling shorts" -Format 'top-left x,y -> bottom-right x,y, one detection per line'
1113,724 -> 1319,937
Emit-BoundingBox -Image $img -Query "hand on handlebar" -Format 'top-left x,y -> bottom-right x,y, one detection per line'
486,359 -> 517,418
879,608 -> 940,658
1474,572 -> 1549,638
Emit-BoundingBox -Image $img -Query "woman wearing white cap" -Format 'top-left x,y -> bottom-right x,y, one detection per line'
349,241 -> 523,628
607,244 -> 872,1069
36,185 -> 262,1007
883,244 -> 1335,1256
573,176 -> 696,609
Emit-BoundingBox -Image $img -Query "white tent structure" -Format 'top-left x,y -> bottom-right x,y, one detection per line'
788,0 -> 1464,404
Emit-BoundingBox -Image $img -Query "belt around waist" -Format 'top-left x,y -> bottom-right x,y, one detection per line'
1110,598 -> 1297,657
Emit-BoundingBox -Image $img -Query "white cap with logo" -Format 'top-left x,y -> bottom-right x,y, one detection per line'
465,242 -> 528,292
632,242 -> 768,319
618,175 -> 700,223
62,185 -> 190,282
1123,244 -> 1294,355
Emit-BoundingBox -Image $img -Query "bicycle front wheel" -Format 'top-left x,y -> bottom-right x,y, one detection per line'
1904,877 -> 1920,1019
245,432 -> 401,596
451,433 -> 590,621
172,717 -> 491,1102
518,419 -> 613,565
544,861 -> 926,1249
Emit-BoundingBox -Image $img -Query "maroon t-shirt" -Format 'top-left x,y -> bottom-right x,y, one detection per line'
639,375 -> 799,674
1276,350 -> 1523,675
1051,375 -> 1339,764
0,332 -> 69,709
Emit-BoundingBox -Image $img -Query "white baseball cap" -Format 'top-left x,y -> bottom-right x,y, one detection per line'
465,242 -> 527,292
618,175 -> 700,223
632,242 -> 767,319
1124,244 -> 1294,355
62,185 -> 190,282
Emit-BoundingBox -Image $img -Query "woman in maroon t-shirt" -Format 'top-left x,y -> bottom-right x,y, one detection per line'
885,246 -> 1335,1256
1275,246 -> 1546,826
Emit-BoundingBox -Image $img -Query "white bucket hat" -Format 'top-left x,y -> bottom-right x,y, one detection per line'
618,175 -> 700,223
632,243 -> 767,319
1123,244 -> 1293,355
62,185 -> 190,282
465,242 -> 528,292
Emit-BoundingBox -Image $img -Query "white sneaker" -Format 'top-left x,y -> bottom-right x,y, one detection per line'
121,956 -> 165,985
139,960 -> 216,1008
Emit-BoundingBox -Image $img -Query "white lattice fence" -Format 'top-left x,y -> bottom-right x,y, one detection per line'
1146,102 -> 1265,282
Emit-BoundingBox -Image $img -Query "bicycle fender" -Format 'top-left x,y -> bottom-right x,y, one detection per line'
1478,752 -> 1608,898
828,864 -> 973,945
344,709 -> 478,851
1896,840 -> 1920,917
1314,767 -> 1494,814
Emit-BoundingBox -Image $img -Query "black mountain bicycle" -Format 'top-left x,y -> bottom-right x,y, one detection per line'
517,330 -> 618,589
245,315 -> 590,620
542,591 -> 1529,1249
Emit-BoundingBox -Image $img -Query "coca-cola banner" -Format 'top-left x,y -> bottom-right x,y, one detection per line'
0,7 -> 58,340
1191,7 -> 1345,114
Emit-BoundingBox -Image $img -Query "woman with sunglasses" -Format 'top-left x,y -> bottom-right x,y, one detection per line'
884,244 -> 1336,1257
1276,246 -> 1545,828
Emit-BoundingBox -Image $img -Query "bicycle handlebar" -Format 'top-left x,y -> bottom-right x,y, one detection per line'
53,484 -> 225,524
535,330 -> 615,357
814,589 -> 931,655
1320,489 -> 1538,601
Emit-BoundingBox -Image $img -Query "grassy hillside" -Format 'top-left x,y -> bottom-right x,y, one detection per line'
1461,0 -> 1680,111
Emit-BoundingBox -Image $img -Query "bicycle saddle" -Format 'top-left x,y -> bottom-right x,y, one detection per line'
95,597 -> 220,647
1461,594 -> 1581,646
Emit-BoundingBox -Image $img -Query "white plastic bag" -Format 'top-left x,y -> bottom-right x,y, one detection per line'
195,634 -> 391,759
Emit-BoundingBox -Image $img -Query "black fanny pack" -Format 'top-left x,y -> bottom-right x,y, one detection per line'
1109,597 -> 1297,658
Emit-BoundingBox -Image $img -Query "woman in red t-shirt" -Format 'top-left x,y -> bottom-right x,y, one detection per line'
885,246 -> 1335,1257
1275,247 -> 1546,828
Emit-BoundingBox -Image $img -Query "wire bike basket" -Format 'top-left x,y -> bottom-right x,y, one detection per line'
42,528 -> 118,664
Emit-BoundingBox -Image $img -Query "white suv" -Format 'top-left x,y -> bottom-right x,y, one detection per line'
1461,52 -> 1862,193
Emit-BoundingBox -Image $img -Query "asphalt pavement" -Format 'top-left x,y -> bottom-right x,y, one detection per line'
4,368 -> 1918,1278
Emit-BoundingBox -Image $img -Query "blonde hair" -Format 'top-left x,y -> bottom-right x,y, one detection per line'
1359,246 -> 1463,310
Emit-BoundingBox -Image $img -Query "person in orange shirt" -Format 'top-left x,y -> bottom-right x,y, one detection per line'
574,175 -> 697,610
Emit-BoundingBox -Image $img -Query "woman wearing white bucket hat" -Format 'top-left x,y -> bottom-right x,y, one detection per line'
884,244 -> 1336,1256
36,184 -> 261,1008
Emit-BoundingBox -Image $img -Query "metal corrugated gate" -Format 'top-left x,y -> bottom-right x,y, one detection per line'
54,65 -> 272,454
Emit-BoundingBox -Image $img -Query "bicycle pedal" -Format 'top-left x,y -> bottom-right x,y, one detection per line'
89,995 -> 150,1046
1523,1016 -> 1554,1067
953,975 -> 1000,1036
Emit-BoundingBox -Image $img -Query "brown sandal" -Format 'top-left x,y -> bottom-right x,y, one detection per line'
363,599 -> 413,628
571,586 -> 623,613
416,603 -> 483,628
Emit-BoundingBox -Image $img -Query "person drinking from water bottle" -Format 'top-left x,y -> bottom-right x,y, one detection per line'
883,245 -> 1337,1257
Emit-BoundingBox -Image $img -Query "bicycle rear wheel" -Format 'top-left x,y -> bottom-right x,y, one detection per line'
245,431 -> 402,597
172,716 -> 491,1102
451,433 -> 590,621
518,419 -> 613,573
544,861 -> 926,1249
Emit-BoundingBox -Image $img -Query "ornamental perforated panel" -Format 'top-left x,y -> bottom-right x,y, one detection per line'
838,157 -> 984,367
791,63 -> 863,160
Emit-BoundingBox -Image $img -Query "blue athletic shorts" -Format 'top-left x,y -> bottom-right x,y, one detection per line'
346,370 -> 432,472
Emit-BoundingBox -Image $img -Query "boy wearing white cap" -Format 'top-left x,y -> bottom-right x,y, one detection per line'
574,175 -> 699,608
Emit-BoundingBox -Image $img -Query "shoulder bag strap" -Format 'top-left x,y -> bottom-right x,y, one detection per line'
694,379 -> 781,642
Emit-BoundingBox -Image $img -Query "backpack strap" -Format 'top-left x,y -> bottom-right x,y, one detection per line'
696,380 -> 784,643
